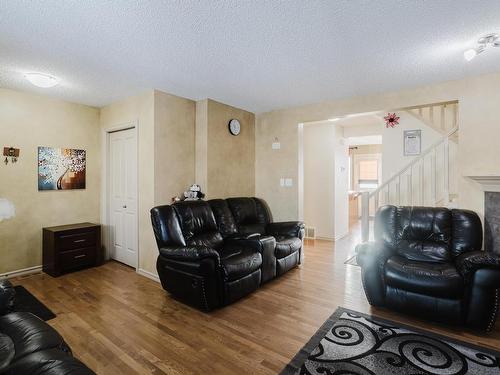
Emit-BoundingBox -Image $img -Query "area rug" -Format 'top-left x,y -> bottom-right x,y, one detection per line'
13,286 -> 56,321
281,307 -> 500,374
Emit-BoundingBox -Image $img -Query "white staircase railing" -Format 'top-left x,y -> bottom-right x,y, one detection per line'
361,126 -> 458,242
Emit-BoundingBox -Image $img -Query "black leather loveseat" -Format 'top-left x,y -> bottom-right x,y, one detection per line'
0,280 -> 94,374
356,205 -> 500,331
150,198 -> 304,310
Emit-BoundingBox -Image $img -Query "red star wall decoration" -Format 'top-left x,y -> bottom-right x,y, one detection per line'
384,113 -> 400,128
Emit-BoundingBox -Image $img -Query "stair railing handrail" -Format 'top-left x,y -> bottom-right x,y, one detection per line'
368,126 -> 458,201
360,126 -> 458,242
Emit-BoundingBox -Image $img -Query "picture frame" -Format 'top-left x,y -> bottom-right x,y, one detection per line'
404,129 -> 421,156
38,146 -> 86,190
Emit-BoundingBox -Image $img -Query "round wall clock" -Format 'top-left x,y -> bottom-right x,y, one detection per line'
228,119 -> 241,136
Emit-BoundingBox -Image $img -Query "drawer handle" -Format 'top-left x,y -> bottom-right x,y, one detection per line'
74,254 -> 86,259
73,239 -> 86,243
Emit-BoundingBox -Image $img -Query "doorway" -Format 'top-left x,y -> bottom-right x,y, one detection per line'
107,127 -> 138,268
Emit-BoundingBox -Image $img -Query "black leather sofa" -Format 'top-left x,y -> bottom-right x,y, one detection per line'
356,205 -> 500,331
0,280 -> 94,374
150,198 -> 304,310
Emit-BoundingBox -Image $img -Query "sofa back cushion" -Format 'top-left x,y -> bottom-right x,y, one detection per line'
375,205 -> 452,262
397,206 -> 452,262
226,198 -> 271,235
150,205 -> 186,248
173,201 -> 223,249
451,209 -> 483,256
208,199 -> 238,237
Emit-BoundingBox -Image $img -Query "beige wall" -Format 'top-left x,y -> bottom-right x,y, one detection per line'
303,123 -> 336,239
350,145 -> 382,155
196,99 -> 255,198
0,88 -> 100,274
99,90 -> 196,276
381,111 -> 442,182
99,91 -> 156,274
256,72 -> 500,222
154,90 -> 196,205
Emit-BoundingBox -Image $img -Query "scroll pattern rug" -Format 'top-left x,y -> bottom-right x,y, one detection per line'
281,307 -> 500,375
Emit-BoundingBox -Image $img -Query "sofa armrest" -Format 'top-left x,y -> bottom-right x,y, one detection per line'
225,233 -> 261,240
456,251 -> 500,283
225,235 -> 275,253
267,221 -> 305,239
355,241 -> 393,268
0,279 -> 15,315
355,241 -> 394,307
159,246 -> 221,266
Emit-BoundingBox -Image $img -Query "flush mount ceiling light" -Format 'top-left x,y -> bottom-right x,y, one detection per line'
464,33 -> 500,61
24,72 -> 59,88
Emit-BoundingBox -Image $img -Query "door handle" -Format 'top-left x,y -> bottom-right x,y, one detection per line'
74,254 -> 86,259
122,205 -> 127,209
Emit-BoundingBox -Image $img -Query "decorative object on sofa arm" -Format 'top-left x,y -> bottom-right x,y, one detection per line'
0,199 -> 15,222
356,205 -> 500,331
3,147 -> 20,165
182,183 -> 205,201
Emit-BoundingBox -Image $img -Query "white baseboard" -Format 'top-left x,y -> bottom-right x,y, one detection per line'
0,265 -> 43,279
137,268 -> 160,283
334,232 -> 349,241
316,236 -> 335,241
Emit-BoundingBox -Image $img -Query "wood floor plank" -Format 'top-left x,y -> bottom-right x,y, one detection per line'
11,231 -> 500,374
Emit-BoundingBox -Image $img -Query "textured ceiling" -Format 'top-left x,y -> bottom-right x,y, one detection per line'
1,1 -> 500,112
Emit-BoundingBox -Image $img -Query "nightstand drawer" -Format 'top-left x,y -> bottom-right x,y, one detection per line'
57,231 -> 96,251
60,247 -> 95,271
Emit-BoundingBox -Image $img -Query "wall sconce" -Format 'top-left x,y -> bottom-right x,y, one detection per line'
3,147 -> 20,165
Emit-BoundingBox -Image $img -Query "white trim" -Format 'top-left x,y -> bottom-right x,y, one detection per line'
334,232 -> 349,241
316,236 -> 335,241
101,121 -> 139,269
0,265 -> 42,279
467,175 -> 500,192
137,268 -> 160,283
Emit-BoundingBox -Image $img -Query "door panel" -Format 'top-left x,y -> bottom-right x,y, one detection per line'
109,128 -> 138,267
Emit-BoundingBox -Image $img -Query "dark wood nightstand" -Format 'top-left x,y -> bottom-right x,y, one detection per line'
43,223 -> 102,277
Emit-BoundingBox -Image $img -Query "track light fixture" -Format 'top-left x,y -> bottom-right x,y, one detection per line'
464,33 -> 500,61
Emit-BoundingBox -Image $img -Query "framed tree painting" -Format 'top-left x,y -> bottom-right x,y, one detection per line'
38,147 -> 86,190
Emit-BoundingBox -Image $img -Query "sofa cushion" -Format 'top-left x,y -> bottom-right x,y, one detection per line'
5,348 -> 95,375
220,245 -> 262,282
274,236 -> 302,258
0,312 -> 69,361
0,332 -> 14,371
396,206 -> 452,262
208,199 -> 238,237
226,198 -> 258,225
173,201 -> 223,249
385,256 -> 463,298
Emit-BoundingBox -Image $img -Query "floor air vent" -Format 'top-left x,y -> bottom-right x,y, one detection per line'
305,226 -> 316,239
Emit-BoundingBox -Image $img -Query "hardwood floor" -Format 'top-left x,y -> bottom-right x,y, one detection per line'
11,230 -> 500,374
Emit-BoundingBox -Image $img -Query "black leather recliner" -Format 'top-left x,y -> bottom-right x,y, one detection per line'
151,200 -> 263,310
0,280 -> 94,374
150,198 -> 304,310
356,205 -> 500,331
